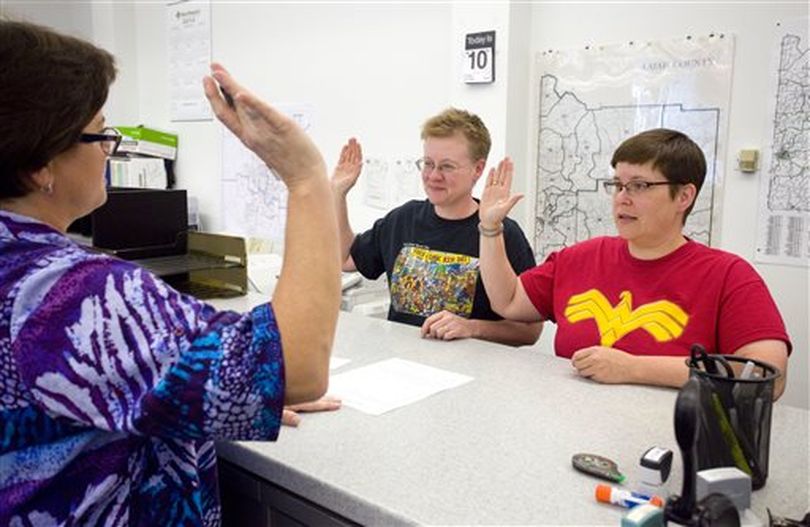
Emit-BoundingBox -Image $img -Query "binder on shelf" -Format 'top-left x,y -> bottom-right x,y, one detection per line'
109,157 -> 168,189
116,126 -> 178,160
109,125 -> 177,189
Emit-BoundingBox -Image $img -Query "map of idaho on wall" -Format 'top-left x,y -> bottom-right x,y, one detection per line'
755,20 -> 809,268
533,35 -> 733,262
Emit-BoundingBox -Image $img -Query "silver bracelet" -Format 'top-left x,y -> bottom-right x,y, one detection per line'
478,222 -> 504,237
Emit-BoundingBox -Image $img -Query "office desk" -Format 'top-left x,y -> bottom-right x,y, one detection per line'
213,296 -> 809,525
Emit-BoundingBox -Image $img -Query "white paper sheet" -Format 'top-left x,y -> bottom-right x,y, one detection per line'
327,358 -> 473,415
220,103 -> 313,240
362,158 -> 390,209
393,157 -> 422,204
329,357 -> 351,371
754,19 -> 809,267
167,0 -> 212,121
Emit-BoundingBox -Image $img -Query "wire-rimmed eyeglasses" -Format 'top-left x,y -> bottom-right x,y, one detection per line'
602,180 -> 680,196
79,127 -> 123,156
415,158 -> 469,177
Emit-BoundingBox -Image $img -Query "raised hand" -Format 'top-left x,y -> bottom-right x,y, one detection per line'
202,63 -> 325,191
331,138 -> 363,196
479,158 -> 523,228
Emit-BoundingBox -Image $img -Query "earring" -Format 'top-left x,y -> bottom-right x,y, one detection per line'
42,182 -> 54,195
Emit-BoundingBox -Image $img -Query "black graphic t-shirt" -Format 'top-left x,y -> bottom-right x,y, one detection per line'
350,200 -> 536,327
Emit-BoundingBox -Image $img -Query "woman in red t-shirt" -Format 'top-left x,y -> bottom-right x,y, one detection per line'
477,129 -> 790,399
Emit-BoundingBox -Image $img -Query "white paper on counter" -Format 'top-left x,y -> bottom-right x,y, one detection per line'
327,358 -> 473,415
329,357 -> 351,371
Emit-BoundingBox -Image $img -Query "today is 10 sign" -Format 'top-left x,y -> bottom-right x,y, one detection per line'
463,31 -> 495,84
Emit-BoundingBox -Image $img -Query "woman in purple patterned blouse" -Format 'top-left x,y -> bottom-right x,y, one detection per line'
0,20 -> 341,526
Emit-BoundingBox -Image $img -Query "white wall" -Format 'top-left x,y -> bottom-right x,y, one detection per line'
528,1 -> 809,409
127,2 -> 457,234
4,1 -> 807,408
2,0 -> 93,37
447,2 -> 534,227
1,1 -> 141,134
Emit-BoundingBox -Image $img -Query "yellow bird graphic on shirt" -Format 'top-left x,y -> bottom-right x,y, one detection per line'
564,289 -> 689,347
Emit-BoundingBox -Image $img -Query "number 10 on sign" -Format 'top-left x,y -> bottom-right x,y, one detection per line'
463,31 -> 495,84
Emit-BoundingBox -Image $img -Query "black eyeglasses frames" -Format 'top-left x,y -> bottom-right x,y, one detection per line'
79,127 -> 123,156
602,180 -> 681,196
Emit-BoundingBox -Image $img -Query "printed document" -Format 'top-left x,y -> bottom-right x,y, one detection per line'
328,358 -> 473,415
330,357 -> 351,371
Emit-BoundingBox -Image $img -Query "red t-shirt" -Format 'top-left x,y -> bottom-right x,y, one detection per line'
520,237 -> 791,359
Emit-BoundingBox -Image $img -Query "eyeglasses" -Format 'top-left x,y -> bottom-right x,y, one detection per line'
415,158 -> 468,177
603,179 -> 680,196
79,127 -> 122,156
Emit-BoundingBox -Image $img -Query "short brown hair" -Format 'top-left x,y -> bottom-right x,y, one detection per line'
611,128 -> 706,222
421,108 -> 491,162
0,19 -> 117,198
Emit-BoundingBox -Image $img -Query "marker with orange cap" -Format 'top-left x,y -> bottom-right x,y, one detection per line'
595,484 -> 664,509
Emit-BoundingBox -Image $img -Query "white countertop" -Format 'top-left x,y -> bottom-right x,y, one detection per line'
213,298 -> 810,525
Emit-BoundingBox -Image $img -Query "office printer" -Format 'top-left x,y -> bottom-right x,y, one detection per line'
69,188 -> 247,299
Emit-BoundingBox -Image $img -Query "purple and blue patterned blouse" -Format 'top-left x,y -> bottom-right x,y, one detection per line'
0,210 -> 285,526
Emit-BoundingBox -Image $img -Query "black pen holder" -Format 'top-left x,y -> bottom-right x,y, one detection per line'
686,354 -> 779,490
